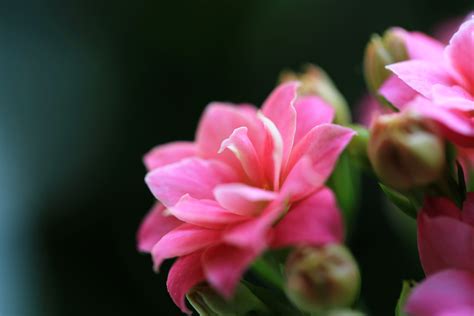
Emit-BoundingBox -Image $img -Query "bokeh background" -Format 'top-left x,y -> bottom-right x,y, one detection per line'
0,0 -> 471,315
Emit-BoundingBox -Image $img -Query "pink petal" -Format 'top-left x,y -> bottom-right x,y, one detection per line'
213,183 -> 277,216
407,97 -> 474,147
294,96 -> 335,144
271,187 -> 344,248
394,28 -> 444,61
137,203 -> 182,252
379,75 -> 417,109
261,82 -> 298,170
195,103 -> 264,167
446,17 -> 474,91
387,60 -> 455,99
151,223 -> 221,270
167,251 -> 205,314
280,156 -> 323,201
145,158 -> 239,207
405,269 -> 474,316
431,84 -> 474,111
202,244 -> 258,298
418,209 -> 474,275
285,124 -> 356,190
143,141 -> 196,171
462,193 -> 474,226
259,112 -> 284,190
223,198 -> 286,252
169,194 -> 247,229
219,127 -> 264,185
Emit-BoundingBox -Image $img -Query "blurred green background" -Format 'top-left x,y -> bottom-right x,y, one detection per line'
0,1 -> 471,315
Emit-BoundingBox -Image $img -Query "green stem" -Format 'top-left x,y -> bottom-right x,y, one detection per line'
251,257 -> 285,290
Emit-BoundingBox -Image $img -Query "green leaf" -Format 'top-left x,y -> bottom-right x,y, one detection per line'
187,283 -> 271,316
379,184 -> 418,219
328,152 -> 361,234
395,280 -> 416,316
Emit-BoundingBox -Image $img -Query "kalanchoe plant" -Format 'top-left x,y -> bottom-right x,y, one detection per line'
137,80 -> 362,314
137,11 -> 474,316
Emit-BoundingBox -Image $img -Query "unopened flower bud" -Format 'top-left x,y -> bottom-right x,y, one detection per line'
285,245 -> 360,313
187,283 -> 269,315
280,64 -> 351,125
364,29 -> 408,92
368,111 -> 445,191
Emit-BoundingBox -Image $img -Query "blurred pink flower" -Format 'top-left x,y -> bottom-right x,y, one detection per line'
137,82 -> 355,313
417,193 -> 474,276
405,269 -> 474,316
384,17 -> 474,147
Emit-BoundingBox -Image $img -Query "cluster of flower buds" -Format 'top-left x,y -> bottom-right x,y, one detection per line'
362,13 -> 474,316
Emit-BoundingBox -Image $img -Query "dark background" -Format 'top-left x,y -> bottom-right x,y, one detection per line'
0,1 -> 471,315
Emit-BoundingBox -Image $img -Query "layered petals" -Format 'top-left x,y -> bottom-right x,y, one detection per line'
418,194 -> 474,275
137,203 -> 182,252
143,141 -> 196,171
219,127 -> 264,185
405,269 -> 474,316
145,158 -> 239,207
261,81 -> 298,169
293,96 -> 335,144
202,244 -> 258,299
386,60 -> 454,99
213,183 -> 277,216
271,187 -> 344,248
151,224 -> 221,269
446,17 -> 474,91
169,195 -> 247,229
286,124 -> 356,189
139,81 -> 352,310
167,252 -> 205,314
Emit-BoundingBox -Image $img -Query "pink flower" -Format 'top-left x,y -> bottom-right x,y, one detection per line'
137,82 -> 355,313
383,16 -> 474,147
417,193 -> 474,276
405,269 -> 474,316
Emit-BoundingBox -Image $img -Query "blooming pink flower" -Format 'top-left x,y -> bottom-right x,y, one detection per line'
405,269 -> 474,316
137,82 -> 355,313
383,16 -> 474,147
417,193 -> 474,276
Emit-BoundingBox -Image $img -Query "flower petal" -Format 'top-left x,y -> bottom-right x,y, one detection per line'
431,84 -> 474,111
407,97 -> 474,147
143,141 -> 196,171
169,194 -> 247,229
213,183 -> 277,216
446,17 -> 474,91
394,28 -> 444,61
259,112 -> 284,190
286,124 -> 355,190
167,251 -> 205,314
202,244 -> 258,298
379,75 -> 417,109
219,127 -> 264,185
271,187 -> 344,248
196,103 -> 263,166
137,203 -> 182,252
223,198 -> 286,252
294,96 -> 335,144
405,269 -> 474,316
418,207 -> 474,275
151,223 -> 221,270
386,60 -> 454,99
145,158 -> 239,207
261,82 -> 298,170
